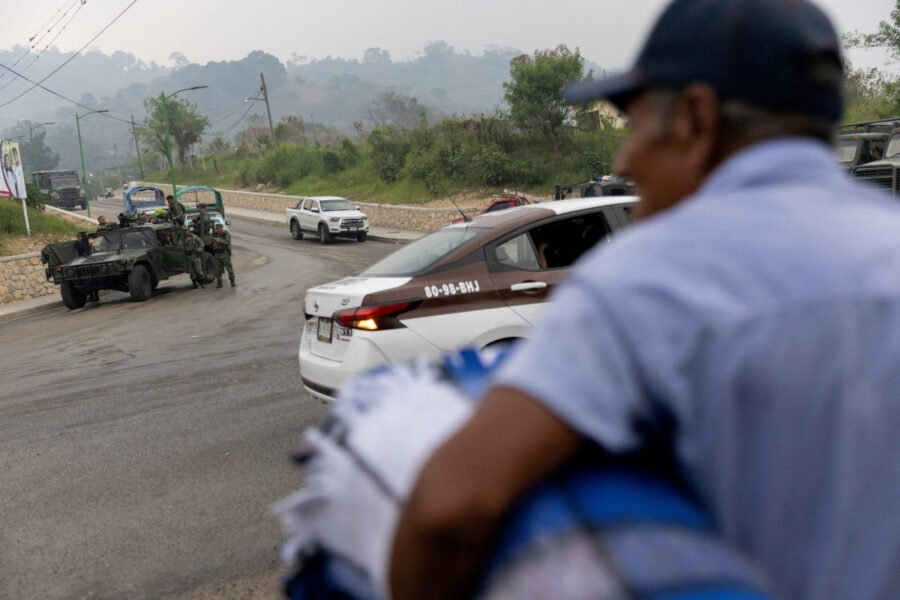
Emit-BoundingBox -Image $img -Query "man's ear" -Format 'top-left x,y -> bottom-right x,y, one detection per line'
675,84 -> 721,174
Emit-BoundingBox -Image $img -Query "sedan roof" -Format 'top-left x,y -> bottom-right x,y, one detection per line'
447,196 -> 638,232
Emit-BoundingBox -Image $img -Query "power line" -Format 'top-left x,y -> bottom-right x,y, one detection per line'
217,100 -> 260,136
0,0 -> 85,85
0,61 -> 132,124
0,1 -> 88,93
30,0 -> 84,47
0,0 -> 141,108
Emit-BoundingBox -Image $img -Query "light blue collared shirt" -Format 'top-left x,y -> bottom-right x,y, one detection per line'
495,138 -> 900,600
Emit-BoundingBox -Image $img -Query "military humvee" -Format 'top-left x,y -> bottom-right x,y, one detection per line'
40,220 -> 216,309
555,177 -> 635,200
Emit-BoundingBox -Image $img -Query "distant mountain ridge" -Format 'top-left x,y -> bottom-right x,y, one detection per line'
0,43 -> 607,172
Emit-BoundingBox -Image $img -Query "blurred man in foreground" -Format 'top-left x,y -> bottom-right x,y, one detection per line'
390,1 -> 900,599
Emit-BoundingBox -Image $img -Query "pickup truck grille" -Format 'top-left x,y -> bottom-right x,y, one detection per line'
341,218 -> 364,228
854,165 -> 897,194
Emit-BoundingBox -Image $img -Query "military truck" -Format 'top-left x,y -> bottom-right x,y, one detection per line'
850,127 -> 900,196
555,176 -> 635,200
176,185 -> 229,252
40,219 -> 216,309
834,118 -> 900,173
36,170 -> 85,210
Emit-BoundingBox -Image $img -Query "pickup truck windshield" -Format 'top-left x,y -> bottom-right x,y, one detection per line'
320,199 -> 354,211
361,227 -> 487,276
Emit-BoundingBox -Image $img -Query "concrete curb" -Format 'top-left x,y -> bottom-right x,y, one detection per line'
45,204 -> 97,224
0,298 -> 62,324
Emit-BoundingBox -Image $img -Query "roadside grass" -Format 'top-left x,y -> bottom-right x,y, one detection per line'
142,162 -> 519,206
0,199 -> 84,255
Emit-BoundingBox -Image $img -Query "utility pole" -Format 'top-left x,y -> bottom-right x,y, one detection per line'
131,114 -> 144,180
260,72 -> 276,146
309,114 -> 318,146
113,141 -> 121,181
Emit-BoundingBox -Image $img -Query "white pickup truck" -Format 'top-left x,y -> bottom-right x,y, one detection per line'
286,196 -> 370,243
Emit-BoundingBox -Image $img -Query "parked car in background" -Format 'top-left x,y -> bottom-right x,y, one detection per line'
175,185 -> 227,219
286,196 -> 369,243
123,185 -> 167,215
451,195 -> 533,223
557,176 -> 635,199
298,196 -> 637,401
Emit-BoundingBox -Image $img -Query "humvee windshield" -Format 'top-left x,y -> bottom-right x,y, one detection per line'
834,139 -> 858,163
123,230 -> 155,249
90,233 -> 119,252
885,134 -> 900,159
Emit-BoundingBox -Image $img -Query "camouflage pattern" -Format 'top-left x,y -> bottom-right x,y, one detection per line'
184,231 -> 205,284
167,198 -> 187,226
194,208 -> 212,237
212,229 -> 234,283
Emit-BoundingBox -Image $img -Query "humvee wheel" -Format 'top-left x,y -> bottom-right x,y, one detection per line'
201,252 -> 216,283
290,220 -> 303,240
61,281 -> 87,309
128,265 -> 153,301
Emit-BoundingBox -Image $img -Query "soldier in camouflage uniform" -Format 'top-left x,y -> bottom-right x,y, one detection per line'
183,226 -> 205,289
194,203 -> 212,237
166,195 -> 186,227
96,215 -> 116,231
212,222 -> 235,288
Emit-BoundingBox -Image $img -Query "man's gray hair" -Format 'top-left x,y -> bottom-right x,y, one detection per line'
719,99 -> 836,145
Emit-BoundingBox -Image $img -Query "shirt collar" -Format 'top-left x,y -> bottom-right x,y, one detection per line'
696,137 -> 841,199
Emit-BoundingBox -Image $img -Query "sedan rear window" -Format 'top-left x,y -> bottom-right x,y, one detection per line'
361,227 -> 488,276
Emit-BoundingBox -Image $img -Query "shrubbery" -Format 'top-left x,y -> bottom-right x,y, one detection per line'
0,198 -> 83,237
148,46 -> 628,201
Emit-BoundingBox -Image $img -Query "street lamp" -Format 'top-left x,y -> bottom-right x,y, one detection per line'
28,121 -> 54,185
76,109 -> 109,218
160,85 -> 207,197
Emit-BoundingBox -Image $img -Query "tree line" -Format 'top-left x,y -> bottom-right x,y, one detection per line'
141,45 -> 626,200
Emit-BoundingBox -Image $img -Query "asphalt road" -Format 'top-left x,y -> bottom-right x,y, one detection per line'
0,207 -> 398,599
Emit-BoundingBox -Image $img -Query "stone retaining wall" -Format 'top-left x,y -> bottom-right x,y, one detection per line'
0,253 -> 55,305
147,183 -> 473,233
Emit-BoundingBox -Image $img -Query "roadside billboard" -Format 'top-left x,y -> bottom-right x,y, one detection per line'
1,139 -> 27,199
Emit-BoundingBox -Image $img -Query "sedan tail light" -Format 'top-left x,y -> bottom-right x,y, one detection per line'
334,300 -> 420,331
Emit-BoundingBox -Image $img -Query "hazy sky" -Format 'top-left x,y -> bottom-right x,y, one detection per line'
1,0 -> 897,73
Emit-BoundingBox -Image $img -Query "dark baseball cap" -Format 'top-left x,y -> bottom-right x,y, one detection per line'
565,0 -> 844,120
